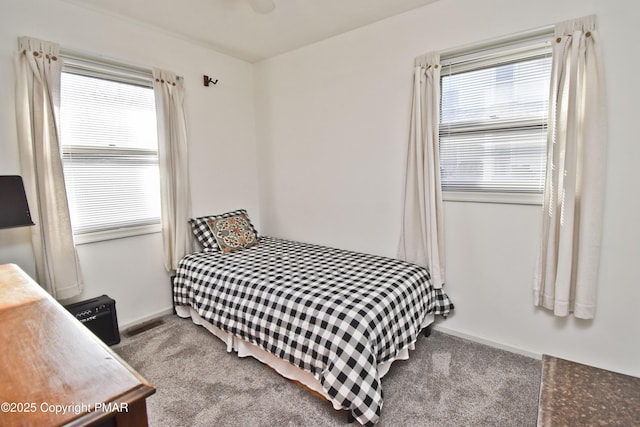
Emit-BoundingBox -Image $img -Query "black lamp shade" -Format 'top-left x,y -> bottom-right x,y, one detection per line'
0,176 -> 35,229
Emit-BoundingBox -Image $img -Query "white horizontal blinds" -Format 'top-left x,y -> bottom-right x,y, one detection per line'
61,73 -> 158,150
60,61 -> 161,235
439,40 -> 552,193
61,154 -> 161,233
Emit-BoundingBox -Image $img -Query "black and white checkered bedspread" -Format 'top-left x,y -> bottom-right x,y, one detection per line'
174,237 -> 453,426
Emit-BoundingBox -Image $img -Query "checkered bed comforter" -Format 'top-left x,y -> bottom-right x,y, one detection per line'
174,237 -> 453,426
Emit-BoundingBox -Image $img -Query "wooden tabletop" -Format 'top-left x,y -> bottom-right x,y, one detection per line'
0,263 -> 155,427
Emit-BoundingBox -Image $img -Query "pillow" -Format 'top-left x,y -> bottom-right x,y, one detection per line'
189,209 -> 258,252
206,213 -> 258,254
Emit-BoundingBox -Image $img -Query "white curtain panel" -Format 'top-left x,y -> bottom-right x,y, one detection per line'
14,37 -> 83,299
398,52 -> 445,289
153,69 -> 192,272
534,16 -> 607,319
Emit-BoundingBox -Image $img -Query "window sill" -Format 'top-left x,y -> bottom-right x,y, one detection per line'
74,223 -> 161,245
442,191 -> 543,205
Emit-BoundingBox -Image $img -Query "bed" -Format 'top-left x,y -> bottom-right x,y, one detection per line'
173,210 -> 454,426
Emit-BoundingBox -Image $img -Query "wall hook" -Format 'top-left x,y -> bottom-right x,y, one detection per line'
203,75 -> 219,86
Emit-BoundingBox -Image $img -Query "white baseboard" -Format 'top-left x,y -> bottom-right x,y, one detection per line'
433,324 -> 542,360
119,307 -> 174,331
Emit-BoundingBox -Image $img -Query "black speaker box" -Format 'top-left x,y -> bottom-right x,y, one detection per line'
64,295 -> 120,345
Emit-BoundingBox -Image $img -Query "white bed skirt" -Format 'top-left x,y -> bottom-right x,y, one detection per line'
175,305 -> 434,411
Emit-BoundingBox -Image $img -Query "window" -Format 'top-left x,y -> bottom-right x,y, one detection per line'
439,36 -> 552,204
60,55 -> 161,243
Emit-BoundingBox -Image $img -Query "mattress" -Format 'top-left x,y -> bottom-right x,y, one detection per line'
174,236 -> 453,425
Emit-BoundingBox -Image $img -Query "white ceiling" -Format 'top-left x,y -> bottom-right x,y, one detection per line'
60,0 -> 440,62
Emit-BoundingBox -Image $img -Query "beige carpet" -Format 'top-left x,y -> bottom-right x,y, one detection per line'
114,315 -> 540,426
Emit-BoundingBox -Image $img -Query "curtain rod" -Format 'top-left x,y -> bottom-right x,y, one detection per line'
59,47 -> 184,82
60,47 -> 152,76
439,25 -> 554,60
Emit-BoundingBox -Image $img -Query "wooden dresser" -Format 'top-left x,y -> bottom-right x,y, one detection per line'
0,263 -> 155,427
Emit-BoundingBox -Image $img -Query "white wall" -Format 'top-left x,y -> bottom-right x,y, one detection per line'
255,0 -> 640,376
0,0 -> 260,327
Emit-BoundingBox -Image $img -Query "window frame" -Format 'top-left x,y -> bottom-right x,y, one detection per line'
438,28 -> 554,205
59,51 -> 161,244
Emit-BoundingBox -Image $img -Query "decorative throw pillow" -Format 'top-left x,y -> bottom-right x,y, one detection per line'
206,213 -> 258,254
188,209 -> 258,252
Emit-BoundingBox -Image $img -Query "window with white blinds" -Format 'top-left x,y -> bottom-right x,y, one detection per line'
60,57 -> 161,242
439,37 -> 552,202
